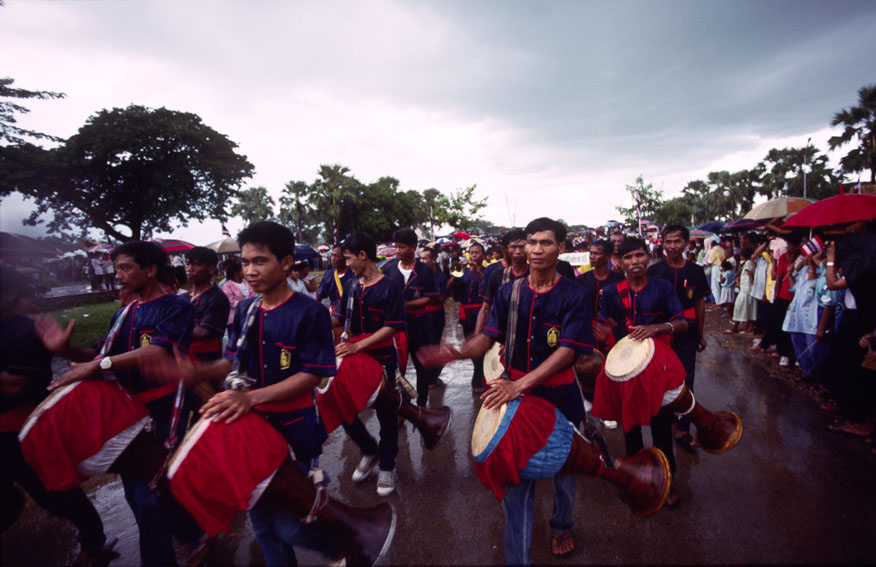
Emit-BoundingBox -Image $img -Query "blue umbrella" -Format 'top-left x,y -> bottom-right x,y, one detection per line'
697,221 -> 725,233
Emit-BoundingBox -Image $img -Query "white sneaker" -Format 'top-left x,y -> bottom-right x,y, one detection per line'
603,420 -> 618,430
779,356 -> 790,367
376,469 -> 395,496
352,454 -> 378,483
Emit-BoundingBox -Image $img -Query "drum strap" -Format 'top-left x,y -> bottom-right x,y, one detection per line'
502,267 -> 512,285
334,269 -> 344,300
582,421 -> 615,470
502,278 -> 525,378
616,280 -> 635,331
224,298 -> 264,392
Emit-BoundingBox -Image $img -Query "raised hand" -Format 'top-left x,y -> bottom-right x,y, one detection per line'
35,315 -> 74,354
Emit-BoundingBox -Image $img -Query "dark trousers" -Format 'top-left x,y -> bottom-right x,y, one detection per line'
461,315 -> 485,389
673,338 -> 698,434
408,316 -> 441,406
624,407 -> 677,475
342,404 -> 399,472
1,431 -> 105,550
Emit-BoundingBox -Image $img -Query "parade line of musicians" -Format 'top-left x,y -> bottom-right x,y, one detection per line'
3,217 -> 711,566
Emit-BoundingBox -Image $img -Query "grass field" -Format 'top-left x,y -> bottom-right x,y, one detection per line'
48,301 -> 120,348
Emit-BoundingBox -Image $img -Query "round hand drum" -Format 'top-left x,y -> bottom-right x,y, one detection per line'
483,342 -> 504,383
471,395 -> 671,517
19,379 -> 150,492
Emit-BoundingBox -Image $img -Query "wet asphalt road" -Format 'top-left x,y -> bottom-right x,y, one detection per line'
3,305 -> 875,566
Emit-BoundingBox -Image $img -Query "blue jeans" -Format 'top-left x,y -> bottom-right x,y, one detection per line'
249,459 -> 341,566
500,473 -> 577,566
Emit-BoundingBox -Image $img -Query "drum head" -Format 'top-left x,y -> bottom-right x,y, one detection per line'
471,402 -> 507,457
483,342 -> 504,383
604,336 -> 655,382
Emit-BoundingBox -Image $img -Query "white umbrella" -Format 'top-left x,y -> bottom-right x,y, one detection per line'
206,237 -> 240,253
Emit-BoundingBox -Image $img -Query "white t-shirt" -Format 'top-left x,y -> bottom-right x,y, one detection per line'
399,266 -> 413,284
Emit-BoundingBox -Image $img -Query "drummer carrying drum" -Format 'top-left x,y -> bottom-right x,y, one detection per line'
420,217 -> 598,564
167,222 -> 345,566
596,236 -> 689,508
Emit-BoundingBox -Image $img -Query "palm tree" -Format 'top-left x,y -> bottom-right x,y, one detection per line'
829,84 -> 876,182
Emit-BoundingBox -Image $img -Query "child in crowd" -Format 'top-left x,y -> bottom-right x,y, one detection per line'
719,260 -> 736,317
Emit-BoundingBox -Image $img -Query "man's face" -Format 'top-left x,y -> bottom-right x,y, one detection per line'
589,244 -> 607,268
395,242 -> 414,262
114,253 -> 154,294
344,250 -> 367,276
185,260 -> 214,286
526,230 -> 561,271
621,247 -> 649,278
420,250 -> 435,268
610,234 -> 624,248
240,243 -> 291,294
508,239 -> 527,266
330,247 -> 344,270
469,246 -> 484,265
662,230 -> 687,260
740,234 -> 751,249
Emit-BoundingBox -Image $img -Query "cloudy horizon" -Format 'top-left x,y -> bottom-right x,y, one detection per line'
2,0 -> 874,243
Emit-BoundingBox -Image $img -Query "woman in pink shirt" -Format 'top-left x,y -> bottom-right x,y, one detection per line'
220,260 -> 256,326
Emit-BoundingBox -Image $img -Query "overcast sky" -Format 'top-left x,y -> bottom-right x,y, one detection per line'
2,0 -> 875,243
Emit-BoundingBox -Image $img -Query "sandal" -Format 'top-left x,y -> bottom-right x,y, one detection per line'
827,419 -> 873,437
551,531 -> 574,557
675,432 -> 698,453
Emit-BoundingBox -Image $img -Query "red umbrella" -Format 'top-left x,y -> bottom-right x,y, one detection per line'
148,238 -> 196,253
452,231 -> 471,240
377,246 -> 396,258
782,190 -> 876,228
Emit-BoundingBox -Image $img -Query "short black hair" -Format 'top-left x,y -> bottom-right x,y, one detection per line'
662,224 -> 689,241
342,231 -> 378,261
591,239 -> 613,255
501,228 -> 526,247
469,241 -> 485,253
420,246 -> 436,259
524,217 -> 567,243
617,237 -> 648,257
112,241 -> 168,273
238,221 -> 295,263
392,228 -> 417,247
185,246 -> 219,266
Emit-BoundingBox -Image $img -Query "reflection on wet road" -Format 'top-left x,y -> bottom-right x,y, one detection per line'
3,305 -> 875,565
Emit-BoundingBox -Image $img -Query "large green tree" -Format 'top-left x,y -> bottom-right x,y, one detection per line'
758,146 -> 841,201
442,184 -> 487,232
311,164 -> 361,243
829,84 -> 876,182
231,185 -> 275,226
278,180 -> 320,243
3,104 -> 254,241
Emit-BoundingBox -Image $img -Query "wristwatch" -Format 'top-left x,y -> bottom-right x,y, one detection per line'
826,262 -> 835,267
99,356 -> 113,370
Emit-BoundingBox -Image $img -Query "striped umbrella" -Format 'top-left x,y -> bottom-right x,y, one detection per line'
148,239 -> 196,253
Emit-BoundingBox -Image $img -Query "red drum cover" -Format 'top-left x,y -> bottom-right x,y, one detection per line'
474,395 -> 557,501
592,337 -> 685,432
19,379 -> 149,492
317,352 -> 383,434
167,412 -> 289,537
396,330 -> 409,373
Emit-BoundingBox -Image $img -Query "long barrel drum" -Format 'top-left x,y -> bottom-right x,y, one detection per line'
471,395 -> 671,517
18,379 -> 395,567
592,335 -> 742,453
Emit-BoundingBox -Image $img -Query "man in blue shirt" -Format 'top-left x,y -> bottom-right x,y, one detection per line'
44,241 -> 203,567
449,241 -> 486,392
598,237 -> 688,508
175,221 -> 343,565
317,245 -> 355,310
420,218 -> 593,564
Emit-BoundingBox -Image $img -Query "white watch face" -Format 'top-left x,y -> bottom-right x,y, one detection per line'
100,357 -> 112,370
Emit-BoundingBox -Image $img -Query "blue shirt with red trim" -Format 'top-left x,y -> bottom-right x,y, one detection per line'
451,267 -> 484,307
333,275 -> 407,371
598,277 -> 685,342
646,260 -> 709,342
575,270 -> 625,316
183,285 -> 230,361
317,267 -> 355,307
101,294 -> 194,394
480,265 -> 528,305
225,293 -> 336,406
483,276 -> 594,382
382,258 -> 440,321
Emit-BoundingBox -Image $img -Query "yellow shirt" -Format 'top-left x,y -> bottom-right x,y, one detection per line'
707,245 -> 724,267
763,252 -> 776,302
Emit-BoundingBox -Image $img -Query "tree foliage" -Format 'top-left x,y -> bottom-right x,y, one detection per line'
829,84 -> 876,182
2,104 -> 254,241
615,175 -> 664,225
232,186 -> 275,226
0,77 -> 66,145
